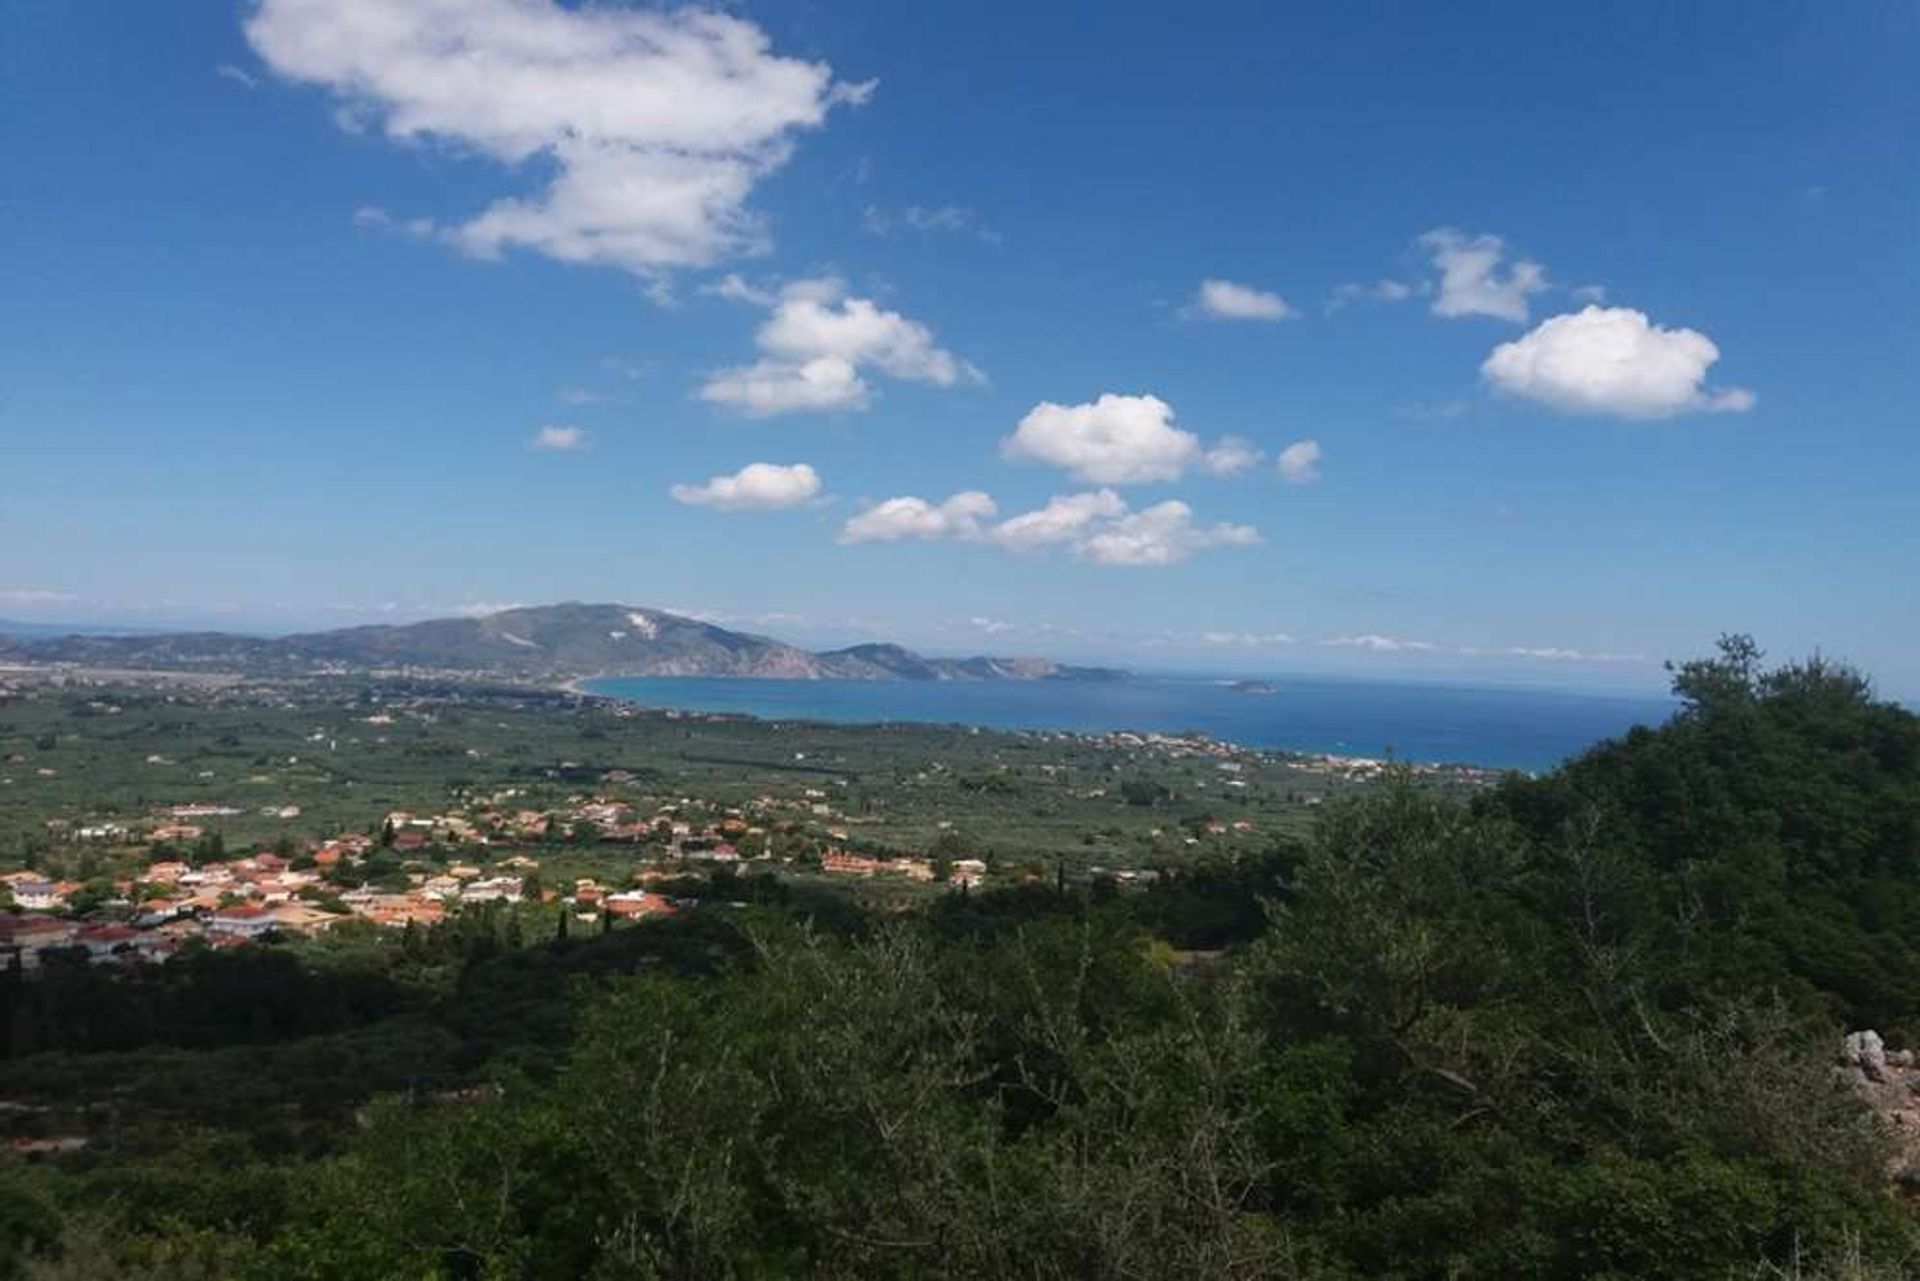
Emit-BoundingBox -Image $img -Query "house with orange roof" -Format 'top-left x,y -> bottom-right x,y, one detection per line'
821,849 -> 886,877
363,896 -> 444,928
603,891 -> 675,920
268,903 -> 342,935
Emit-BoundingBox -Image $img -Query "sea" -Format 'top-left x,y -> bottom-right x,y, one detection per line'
582,674 -> 1678,773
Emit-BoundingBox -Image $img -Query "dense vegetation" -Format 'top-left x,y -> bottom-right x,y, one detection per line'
4,638 -> 1920,1277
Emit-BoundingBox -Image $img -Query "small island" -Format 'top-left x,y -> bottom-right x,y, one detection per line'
1226,678 -> 1278,695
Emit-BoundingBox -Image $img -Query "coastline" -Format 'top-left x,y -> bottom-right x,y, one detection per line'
576,672 -> 1661,773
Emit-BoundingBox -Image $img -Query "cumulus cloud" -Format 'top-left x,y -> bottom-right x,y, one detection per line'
1276,439 -> 1323,484
758,282 -> 972,383
531,425 -> 587,451
704,273 -> 776,306
671,462 -> 822,511
0,589 -> 79,607
1075,501 -> 1261,566
989,490 -> 1129,552
245,0 -> 871,276
1188,278 -> 1295,322
699,356 -> 869,416
841,487 -> 1259,567
970,616 -> 1016,635
1322,634 -> 1437,653
1200,437 -> 1264,477
701,278 -> 979,416
1001,394 -> 1205,485
989,490 -> 1261,566
1003,395 -> 1265,486
1481,306 -> 1755,419
1421,229 -> 1548,322
839,491 -> 997,544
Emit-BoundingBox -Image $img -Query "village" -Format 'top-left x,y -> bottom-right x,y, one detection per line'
0,785 -> 1005,974
0,677 -> 1503,978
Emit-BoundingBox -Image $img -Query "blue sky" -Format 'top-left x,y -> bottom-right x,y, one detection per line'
4,0 -> 1917,693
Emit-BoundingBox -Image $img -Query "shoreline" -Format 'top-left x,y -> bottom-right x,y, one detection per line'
576,673 -> 1544,776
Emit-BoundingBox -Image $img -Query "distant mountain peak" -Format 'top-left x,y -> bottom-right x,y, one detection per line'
0,602 -> 1129,685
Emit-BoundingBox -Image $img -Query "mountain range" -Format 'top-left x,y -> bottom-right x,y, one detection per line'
0,603 -> 1127,684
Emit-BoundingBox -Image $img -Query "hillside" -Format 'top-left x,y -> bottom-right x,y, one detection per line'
3,637 -> 1919,1277
0,603 -> 1128,684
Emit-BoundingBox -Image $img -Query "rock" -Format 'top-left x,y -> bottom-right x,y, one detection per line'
1845,1030 -> 1891,1083
1841,1032 -> 1920,1190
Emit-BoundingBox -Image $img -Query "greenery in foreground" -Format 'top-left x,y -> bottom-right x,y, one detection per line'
5,637 -> 1920,1277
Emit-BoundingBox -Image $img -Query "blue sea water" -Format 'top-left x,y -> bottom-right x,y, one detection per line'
583,674 -> 1678,773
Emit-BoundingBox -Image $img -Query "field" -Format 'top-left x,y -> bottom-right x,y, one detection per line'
0,671 -> 1484,888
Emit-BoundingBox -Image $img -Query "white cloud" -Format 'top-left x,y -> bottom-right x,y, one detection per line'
1322,634 -> 1437,653
671,462 -> 823,511
970,616 -> 1016,635
1189,278 -> 1295,322
215,63 -> 259,90
839,491 -> 997,544
1482,305 -> 1755,419
704,273 -> 776,306
699,356 -> 868,416
1002,393 -> 1201,485
759,282 -> 973,383
841,488 -> 1259,568
0,589 -> 80,607
1570,284 -> 1608,304
1421,229 -> 1548,322
1200,436 -> 1264,477
1276,439 -> 1322,484
531,425 -> 587,451
246,0 -> 870,276
701,278 -> 978,416
989,489 -> 1128,552
1006,395 -> 1264,485
1075,500 -> 1261,567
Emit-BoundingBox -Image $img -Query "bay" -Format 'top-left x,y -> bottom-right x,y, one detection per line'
583,674 -> 1677,772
